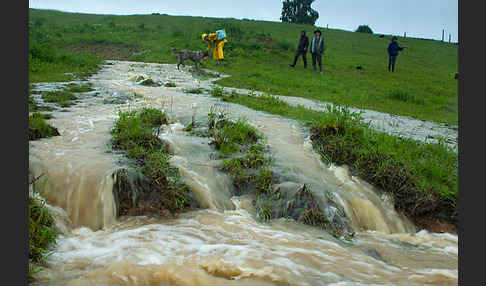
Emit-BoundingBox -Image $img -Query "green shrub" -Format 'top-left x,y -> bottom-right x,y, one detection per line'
355,25 -> 373,34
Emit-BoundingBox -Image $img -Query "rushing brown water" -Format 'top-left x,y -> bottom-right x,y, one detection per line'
29,61 -> 458,285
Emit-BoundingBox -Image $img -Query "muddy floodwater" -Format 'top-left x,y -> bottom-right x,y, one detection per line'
29,61 -> 458,286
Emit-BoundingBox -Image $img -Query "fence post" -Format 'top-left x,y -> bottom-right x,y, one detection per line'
442,29 -> 444,41
449,34 -> 451,43
404,32 -> 406,38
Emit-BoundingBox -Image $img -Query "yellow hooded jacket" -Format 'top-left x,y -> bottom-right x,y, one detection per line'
202,33 -> 227,60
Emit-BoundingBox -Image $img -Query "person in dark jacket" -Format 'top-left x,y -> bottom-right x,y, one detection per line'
310,29 -> 325,74
290,31 -> 309,68
387,36 -> 405,72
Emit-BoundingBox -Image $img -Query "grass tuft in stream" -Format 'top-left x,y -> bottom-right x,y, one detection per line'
29,112 -> 60,141
41,90 -> 77,107
65,82 -> 95,93
111,107 -> 198,216
206,107 -> 353,239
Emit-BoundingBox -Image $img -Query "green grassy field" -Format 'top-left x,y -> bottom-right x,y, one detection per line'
29,8 -> 458,125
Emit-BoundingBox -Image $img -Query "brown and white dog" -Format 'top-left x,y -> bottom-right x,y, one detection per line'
172,48 -> 209,70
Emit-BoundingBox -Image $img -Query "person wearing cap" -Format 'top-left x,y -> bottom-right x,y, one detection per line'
387,36 -> 405,72
289,30 -> 309,68
202,32 -> 228,64
310,29 -> 325,74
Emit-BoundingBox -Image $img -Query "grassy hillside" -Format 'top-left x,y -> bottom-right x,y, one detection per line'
29,8 -> 458,124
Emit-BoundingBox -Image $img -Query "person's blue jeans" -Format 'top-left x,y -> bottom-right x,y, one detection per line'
388,55 -> 397,72
312,53 -> 322,72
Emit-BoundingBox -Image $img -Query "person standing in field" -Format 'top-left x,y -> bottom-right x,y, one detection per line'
290,30 -> 309,68
387,36 -> 405,72
310,29 -> 325,74
202,30 -> 228,64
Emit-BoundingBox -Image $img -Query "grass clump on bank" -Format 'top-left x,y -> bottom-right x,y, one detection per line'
211,90 -> 458,229
110,108 -> 198,216
29,193 -> 57,280
29,112 -> 60,140
309,105 -> 457,226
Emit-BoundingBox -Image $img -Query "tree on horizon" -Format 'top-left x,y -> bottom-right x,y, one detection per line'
280,0 -> 319,25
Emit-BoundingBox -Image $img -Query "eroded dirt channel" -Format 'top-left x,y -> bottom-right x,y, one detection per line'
29,61 -> 458,286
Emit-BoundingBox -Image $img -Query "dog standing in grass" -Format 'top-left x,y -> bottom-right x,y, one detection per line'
172,48 -> 209,70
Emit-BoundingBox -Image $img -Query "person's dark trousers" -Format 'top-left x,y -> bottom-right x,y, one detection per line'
291,50 -> 307,68
312,53 -> 322,72
388,55 -> 397,72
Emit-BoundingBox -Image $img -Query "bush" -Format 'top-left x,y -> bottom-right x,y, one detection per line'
355,25 -> 373,34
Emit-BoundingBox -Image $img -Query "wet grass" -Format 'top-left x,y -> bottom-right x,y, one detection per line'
165,82 -> 177,87
29,112 -> 60,140
184,87 -> 205,94
29,95 -> 57,112
208,106 -> 262,157
29,95 -> 39,112
65,82 -> 95,93
110,108 -> 198,215
41,90 -> 77,107
211,90 -> 458,228
221,144 -> 274,195
29,192 -> 57,280
309,105 -> 458,226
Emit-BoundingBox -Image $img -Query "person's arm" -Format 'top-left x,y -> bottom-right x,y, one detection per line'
304,37 -> 309,51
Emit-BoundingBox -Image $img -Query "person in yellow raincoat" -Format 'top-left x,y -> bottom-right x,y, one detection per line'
202,32 -> 227,64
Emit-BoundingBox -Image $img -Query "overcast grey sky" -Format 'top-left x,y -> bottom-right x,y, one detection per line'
29,0 -> 458,42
